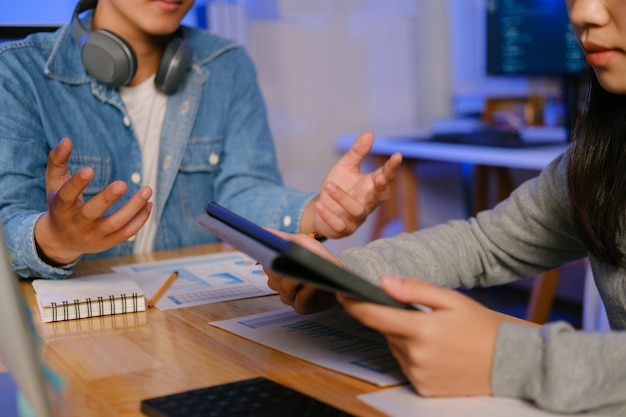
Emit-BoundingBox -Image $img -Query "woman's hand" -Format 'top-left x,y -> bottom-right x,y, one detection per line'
338,275 -> 511,397
302,131 -> 402,239
264,230 -> 341,314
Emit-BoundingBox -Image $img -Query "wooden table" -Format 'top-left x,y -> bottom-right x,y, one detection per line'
16,244 -> 388,417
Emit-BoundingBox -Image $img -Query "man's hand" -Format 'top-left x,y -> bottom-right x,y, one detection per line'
34,137 -> 153,265
303,131 -> 402,239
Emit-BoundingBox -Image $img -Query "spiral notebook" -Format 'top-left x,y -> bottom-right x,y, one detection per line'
32,273 -> 145,323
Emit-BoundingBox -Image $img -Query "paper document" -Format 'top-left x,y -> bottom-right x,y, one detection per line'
114,251 -> 275,310
358,385 -> 598,417
211,306 -> 406,386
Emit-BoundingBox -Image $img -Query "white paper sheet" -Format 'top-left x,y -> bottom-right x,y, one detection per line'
114,251 -> 275,310
211,306 -> 407,386
358,385 -> 598,417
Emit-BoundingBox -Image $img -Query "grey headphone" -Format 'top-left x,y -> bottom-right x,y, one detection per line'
70,0 -> 192,94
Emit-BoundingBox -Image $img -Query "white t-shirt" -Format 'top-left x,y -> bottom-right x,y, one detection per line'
119,76 -> 167,253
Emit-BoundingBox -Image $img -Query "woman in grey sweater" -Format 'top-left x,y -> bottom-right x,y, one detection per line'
266,0 -> 626,414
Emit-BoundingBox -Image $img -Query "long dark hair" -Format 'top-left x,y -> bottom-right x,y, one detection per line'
568,71 -> 626,267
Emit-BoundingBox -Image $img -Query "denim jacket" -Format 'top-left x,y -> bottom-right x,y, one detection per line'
0,21 -> 314,279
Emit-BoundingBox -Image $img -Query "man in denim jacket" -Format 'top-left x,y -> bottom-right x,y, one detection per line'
0,0 -> 400,279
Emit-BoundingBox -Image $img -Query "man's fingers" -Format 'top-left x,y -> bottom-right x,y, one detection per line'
45,137 -> 74,190
89,186 -> 152,234
50,167 -> 94,207
314,200 -> 351,236
377,152 -> 402,184
102,201 -> 153,243
78,180 -> 129,221
81,201 -> 153,253
339,131 -> 375,168
322,182 -> 366,219
48,137 -> 72,168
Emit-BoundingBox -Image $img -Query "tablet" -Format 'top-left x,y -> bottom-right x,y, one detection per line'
197,201 -> 419,310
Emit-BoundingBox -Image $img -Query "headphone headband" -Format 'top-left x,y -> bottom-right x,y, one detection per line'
70,0 -> 98,46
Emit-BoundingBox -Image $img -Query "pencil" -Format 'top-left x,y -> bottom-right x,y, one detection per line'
147,270 -> 179,308
308,232 -> 327,242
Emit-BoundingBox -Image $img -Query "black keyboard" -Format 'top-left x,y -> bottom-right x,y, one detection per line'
140,377 -> 355,417
430,128 -> 555,148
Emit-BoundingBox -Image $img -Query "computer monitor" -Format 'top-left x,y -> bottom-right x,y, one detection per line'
485,0 -> 585,77
485,0 -> 588,136
0,231 -> 56,417
0,25 -> 59,44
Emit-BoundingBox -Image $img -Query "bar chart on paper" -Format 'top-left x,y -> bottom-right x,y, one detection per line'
113,252 -> 276,310
211,307 -> 407,386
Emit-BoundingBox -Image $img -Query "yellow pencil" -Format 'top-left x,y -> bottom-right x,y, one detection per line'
307,232 -> 327,242
147,271 -> 179,308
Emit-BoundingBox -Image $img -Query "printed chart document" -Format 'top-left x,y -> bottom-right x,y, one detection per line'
114,251 -> 275,310
358,385 -> 598,417
211,306 -> 406,387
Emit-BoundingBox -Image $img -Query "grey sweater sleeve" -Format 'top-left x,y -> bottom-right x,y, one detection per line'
338,152 -> 586,288
495,322 -> 626,415
337,152 -> 626,414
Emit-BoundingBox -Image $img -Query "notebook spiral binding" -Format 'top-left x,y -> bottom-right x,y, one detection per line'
48,292 -> 141,322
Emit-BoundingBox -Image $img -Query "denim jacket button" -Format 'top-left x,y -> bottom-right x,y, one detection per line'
131,172 -> 141,184
163,155 -> 172,170
181,100 -> 189,115
208,152 -> 219,166
123,116 -> 131,127
282,215 -> 292,228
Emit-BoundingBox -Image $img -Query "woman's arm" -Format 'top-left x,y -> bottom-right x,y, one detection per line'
338,153 -> 588,290
338,274 -> 626,415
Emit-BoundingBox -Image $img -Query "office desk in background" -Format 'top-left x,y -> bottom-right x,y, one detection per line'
337,135 -> 568,170
12,244 -> 387,417
336,135 -> 571,324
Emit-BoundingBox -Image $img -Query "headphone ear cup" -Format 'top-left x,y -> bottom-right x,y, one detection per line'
80,29 -> 137,88
155,37 -> 192,94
